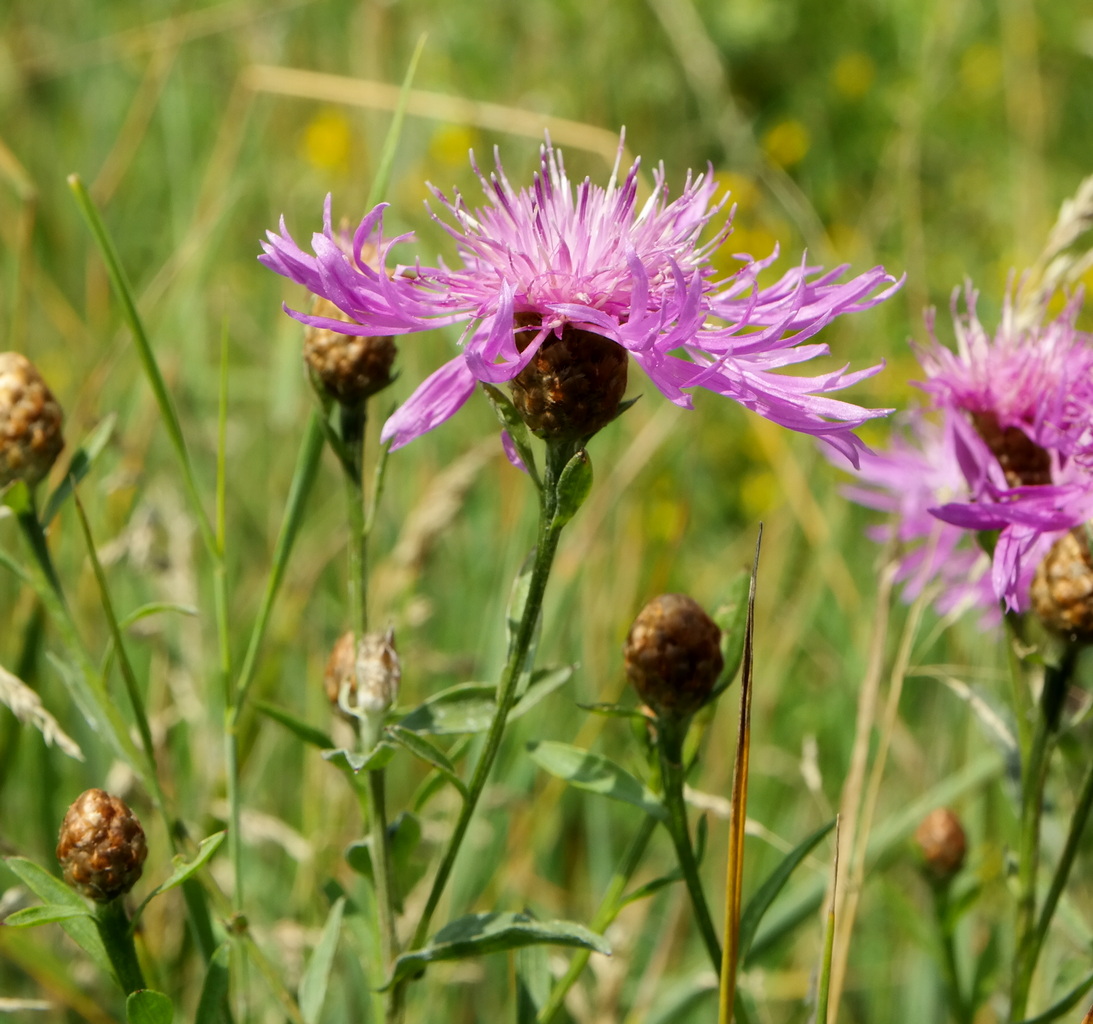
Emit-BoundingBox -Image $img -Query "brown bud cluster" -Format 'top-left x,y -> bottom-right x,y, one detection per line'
56,789 -> 147,903
624,594 -> 723,720
323,628 -> 401,720
914,807 -> 967,882
509,316 -> 629,441
0,352 -> 64,488
304,296 -> 396,404
1030,528 -> 1093,641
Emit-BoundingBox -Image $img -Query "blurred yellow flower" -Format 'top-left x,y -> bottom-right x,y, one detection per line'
302,109 -> 351,173
429,124 -> 478,166
832,52 -> 876,99
762,119 -> 810,168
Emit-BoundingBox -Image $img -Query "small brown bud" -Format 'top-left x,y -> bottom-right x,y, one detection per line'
970,411 -> 1052,487
624,594 -> 723,719
56,789 -> 147,902
509,316 -> 629,441
914,807 -> 967,882
1031,528 -> 1093,641
323,628 -> 400,721
0,352 -> 64,489
304,296 -> 396,404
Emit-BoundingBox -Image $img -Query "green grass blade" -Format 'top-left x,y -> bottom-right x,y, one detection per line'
365,34 -> 428,208
66,174 -> 217,561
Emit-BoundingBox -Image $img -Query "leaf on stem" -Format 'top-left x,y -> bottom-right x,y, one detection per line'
125,989 -> 174,1024
322,744 -> 396,774
397,667 -> 572,735
386,912 -> 609,986
344,812 -> 427,911
3,904 -> 93,927
3,856 -> 112,976
132,832 -> 227,927
481,383 -> 541,487
386,725 -> 468,798
255,700 -> 335,750
298,897 -> 345,1024
736,819 -> 835,963
195,942 -> 231,1024
1014,967 -> 1093,1024
41,413 -> 117,527
526,740 -> 666,821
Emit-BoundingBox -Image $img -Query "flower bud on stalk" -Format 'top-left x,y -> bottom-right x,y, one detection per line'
1031,527 -> 1093,642
0,352 -> 64,489
304,295 -> 396,405
914,807 -> 967,883
56,789 -> 147,903
324,628 -> 400,724
624,594 -> 723,722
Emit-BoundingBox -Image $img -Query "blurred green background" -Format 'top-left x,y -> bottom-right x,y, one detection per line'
1,0 -> 1092,1021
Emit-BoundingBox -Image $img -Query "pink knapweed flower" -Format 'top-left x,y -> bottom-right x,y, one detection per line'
845,409 -> 998,622
261,133 -> 901,462
846,284 -> 1093,615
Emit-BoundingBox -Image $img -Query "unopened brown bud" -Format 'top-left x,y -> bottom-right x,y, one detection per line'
914,807 -> 967,882
304,296 -> 396,404
323,628 -> 400,721
56,789 -> 147,902
1030,528 -> 1093,641
0,352 -> 64,489
624,594 -> 723,719
509,316 -> 629,441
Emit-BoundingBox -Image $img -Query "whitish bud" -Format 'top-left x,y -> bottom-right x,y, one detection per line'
324,628 -> 400,722
56,789 -> 147,903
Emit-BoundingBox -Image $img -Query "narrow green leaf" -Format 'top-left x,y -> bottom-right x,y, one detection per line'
386,725 -> 467,797
299,897 -> 345,1024
398,683 -> 496,735
481,382 -> 540,487
577,702 -> 648,720
551,449 -> 592,530
506,547 -> 536,657
195,943 -> 231,1024
737,819 -> 835,961
621,869 -> 683,908
344,812 -> 426,911
134,832 -> 227,925
117,602 -> 199,631
712,570 -> 751,698
126,989 -> 174,1024
511,666 -> 572,720
387,912 -> 609,986
41,413 -> 117,527
516,938 -> 551,1024
399,668 -> 572,736
526,741 -> 666,821
1017,967 -> 1093,1024
322,744 -> 396,773
3,904 -> 93,927
3,857 -> 111,976
255,700 -> 334,750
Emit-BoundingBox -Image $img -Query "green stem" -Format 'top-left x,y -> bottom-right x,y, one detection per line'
408,442 -> 576,954
96,898 -> 146,994
657,720 -> 723,974
537,816 -> 657,1024
931,883 -> 970,1024
1009,650 -> 1072,1022
1032,750 -> 1093,971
